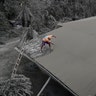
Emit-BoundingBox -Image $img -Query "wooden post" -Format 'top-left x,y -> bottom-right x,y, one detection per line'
37,77 -> 51,96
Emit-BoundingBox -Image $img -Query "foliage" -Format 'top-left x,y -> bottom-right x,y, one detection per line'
15,5 -> 34,27
1,0 -> 96,24
47,0 -> 96,20
0,11 -> 10,36
1,0 -> 96,41
0,74 -> 33,96
4,0 -> 22,20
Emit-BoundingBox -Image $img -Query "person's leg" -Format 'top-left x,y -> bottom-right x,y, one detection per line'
47,42 -> 51,49
41,41 -> 45,50
46,42 -> 52,51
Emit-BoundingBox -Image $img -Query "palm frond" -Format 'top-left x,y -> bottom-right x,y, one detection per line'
0,74 -> 33,96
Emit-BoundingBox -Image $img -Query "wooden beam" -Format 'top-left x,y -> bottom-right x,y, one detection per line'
37,77 -> 51,96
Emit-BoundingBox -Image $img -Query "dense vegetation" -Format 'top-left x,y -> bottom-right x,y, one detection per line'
0,74 -> 33,96
0,0 -> 96,42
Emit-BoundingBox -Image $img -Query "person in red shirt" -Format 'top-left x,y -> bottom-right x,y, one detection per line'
41,35 -> 56,51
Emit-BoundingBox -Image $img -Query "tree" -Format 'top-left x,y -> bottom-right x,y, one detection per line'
4,0 -> 22,20
0,74 -> 33,96
15,3 -> 34,27
43,10 -> 57,29
0,11 -> 10,32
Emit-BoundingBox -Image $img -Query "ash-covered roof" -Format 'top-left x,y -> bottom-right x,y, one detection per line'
35,17 -> 96,96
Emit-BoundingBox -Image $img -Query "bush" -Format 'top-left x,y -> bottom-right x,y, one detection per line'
0,74 -> 33,96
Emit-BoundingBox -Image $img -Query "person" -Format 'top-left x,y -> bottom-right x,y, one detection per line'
41,35 -> 56,51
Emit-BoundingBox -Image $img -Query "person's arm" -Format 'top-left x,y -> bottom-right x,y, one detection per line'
50,42 -> 54,45
52,35 -> 56,38
47,40 -> 54,45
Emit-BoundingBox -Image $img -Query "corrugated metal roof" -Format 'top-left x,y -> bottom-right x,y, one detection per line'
36,17 -> 96,96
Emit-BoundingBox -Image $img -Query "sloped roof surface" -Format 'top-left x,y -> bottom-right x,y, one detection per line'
36,17 -> 96,96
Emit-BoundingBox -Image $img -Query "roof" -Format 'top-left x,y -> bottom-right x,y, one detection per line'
35,17 -> 96,96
